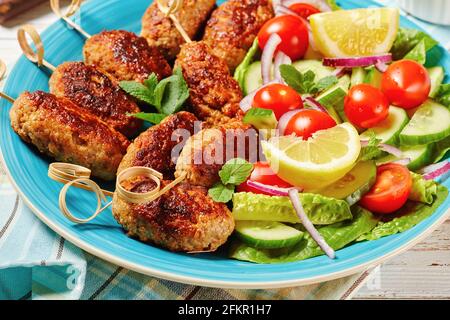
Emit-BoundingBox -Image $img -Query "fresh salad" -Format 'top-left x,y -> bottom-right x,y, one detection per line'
216,2 -> 450,264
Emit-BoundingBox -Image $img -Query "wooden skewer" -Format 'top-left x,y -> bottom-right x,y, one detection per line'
17,25 -> 57,72
156,0 -> 192,44
50,0 -> 91,39
0,59 -> 15,103
50,162 -> 187,224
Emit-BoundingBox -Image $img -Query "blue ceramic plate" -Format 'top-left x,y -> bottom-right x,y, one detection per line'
1,0 -> 449,288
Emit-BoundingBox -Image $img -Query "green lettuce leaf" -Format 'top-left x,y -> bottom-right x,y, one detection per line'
358,185 -> 448,241
230,206 -> 377,264
390,27 -> 438,63
232,192 -> 353,225
409,172 -> 438,204
435,84 -> 450,108
432,136 -> 450,163
234,39 -> 260,92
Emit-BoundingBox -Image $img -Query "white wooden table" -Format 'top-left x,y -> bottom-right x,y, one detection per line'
1,1 -> 449,300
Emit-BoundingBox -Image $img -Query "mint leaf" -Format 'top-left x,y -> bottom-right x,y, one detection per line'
360,130 -> 382,161
129,112 -> 166,124
280,64 -> 306,93
156,67 -> 189,115
144,73 -> 159,93
119,81 -> 155,106
219,158 -> 254,185
120,69 -> 189,115
208,183 -> 235,203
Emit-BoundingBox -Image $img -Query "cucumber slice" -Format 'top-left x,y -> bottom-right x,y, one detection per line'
400,100 -> 450,146
378,144 -> 435,171
428,66 -> 445,98
317,161 -> 377,206
360,106 -> 409,145
292,60 -> 335,80
364,67 -> 383,89
316,86 -> 345,124
351,67 -> 366,87
244,61 -> 262,95
243,108 -> 277,130
318,75 -> 350,123
235,221 -> 304,249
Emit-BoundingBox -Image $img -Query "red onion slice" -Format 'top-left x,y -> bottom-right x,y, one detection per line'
303,96 -> 329,114
288,189 -> 336,259
375,60 -> 389,73
261,33 -> 282,85
420,161 -> 449,174
275,4 -> 299,17
274,51 -> 292,83
239,80 -> 280,113
278,109 -> 302,135
391,158 -> 412,166
332,67 -> 347,78
283,0 -> 332,12
423,161 -> 450,181
360,140 -> 403,158
246,180 -> 302,197
323,54 -> 392,68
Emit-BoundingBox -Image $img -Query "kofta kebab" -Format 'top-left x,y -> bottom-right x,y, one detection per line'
0,0 -> 274,252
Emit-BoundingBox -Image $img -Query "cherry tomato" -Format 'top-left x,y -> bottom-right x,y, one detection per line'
253,83 -> 303,120
289,3 -> 321,19
381,60 -> 431,109
237,162 -> 292,195
284,109 -> 336,139
344,84 -> 390,128
257,15 -> 309,61
360,163 -> 412,214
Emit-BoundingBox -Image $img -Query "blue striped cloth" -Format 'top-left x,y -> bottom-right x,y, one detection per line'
1,0 -> 450,300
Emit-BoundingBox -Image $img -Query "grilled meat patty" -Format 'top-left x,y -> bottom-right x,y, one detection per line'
203,0 -> 274,72
83,30 -> 172,83
175,123 -> 258,188
118,111 -> 198,178
10,91 -> 129,180
49,61 -> 142,137
175,41 -> 244,126
112,177 -> 234,252
141,0 -> 216,61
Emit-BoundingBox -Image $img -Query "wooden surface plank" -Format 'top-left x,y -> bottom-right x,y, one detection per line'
0,1 -> 449,300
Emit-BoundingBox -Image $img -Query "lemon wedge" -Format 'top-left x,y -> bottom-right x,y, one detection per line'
261,123 -> 361,191
310,8 -> 399,57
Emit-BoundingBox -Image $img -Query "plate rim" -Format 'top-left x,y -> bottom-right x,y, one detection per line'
1,0 -> 450,289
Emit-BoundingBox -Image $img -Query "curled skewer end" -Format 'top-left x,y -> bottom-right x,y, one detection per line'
17,24 -> 57,72
50,0 -> 91,39
49,162 -> 187,224
0,60 -> 15,103
156,0 -> 192,44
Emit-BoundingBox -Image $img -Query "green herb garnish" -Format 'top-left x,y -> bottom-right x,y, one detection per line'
280,65 -> 338,95
208,158 -> 254,203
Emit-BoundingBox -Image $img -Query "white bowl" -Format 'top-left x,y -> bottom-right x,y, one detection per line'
397,0 -> 450,25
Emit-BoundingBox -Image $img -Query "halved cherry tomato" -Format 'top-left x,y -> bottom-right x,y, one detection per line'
257,15 -> 309,61
360,163 -> 412,214
289,3 -> 321,19
381,59 -> 431,109
344,83 -> 390,128
253,83 -> 303,120
284,109 -> 336,139
237,162 -> 292,195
